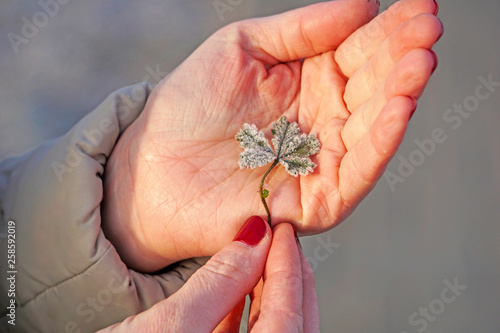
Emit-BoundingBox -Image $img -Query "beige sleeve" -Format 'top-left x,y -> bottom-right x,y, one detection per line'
0,83 -> 207,333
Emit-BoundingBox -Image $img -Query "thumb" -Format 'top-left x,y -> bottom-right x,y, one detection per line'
161,216 -> 271,332
238,0 -> 379,62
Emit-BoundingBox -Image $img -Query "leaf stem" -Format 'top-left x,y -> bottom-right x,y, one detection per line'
259,159 -> 279,225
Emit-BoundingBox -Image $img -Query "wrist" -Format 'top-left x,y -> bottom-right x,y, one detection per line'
101,117 -> 170,272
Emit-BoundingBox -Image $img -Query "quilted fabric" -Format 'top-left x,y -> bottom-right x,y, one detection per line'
0,83 -> 207,332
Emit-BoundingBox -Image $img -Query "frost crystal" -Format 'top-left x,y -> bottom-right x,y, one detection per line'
235,116 -> 320,176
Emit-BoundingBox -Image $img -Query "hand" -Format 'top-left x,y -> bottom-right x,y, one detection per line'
102,0 -> 443,271
98,218 -> 318,332
216,223 -> 319,333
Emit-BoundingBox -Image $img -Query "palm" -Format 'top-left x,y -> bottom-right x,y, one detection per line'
144,48 -> 344,233
103,0 -> 442,271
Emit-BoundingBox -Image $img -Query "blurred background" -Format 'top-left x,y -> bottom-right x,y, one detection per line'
1,0 -> 499,332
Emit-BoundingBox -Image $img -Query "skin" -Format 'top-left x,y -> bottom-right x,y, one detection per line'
101,0 -> 443,272
98,222 -> 318,332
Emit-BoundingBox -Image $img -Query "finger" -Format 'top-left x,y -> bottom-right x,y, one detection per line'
237,0 -> 379,63
213,297 -> 246,333
344,13 -> 443,112
335,0 -> 439,77
339,96 -> 415,210
157,216 -> 271,332
299,243 -> 320,333
342,48 -> 436,150
299,51 -> 351,130
252,223 -> 304,331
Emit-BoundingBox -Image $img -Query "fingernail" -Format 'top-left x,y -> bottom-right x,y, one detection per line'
410,97 -> 418,118
433,0 -> 439,15
233,216 -> 267,246
430,50 -> 438,74
438,18 -> 444,37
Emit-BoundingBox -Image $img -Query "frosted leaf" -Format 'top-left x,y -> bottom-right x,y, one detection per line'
238,148 -> 275,169
272,116 -> 320,176
236,124 -> 275,169
236,116 -> 320,175
281,133 -> 320,159
279,156 -> 317,177
271,116 -> 301,158
235,116 -> 321,225
236,124 -> 273,150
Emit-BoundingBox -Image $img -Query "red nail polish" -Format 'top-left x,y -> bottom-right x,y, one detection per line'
233,216 -> 267,246
433,0 -> 439,15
